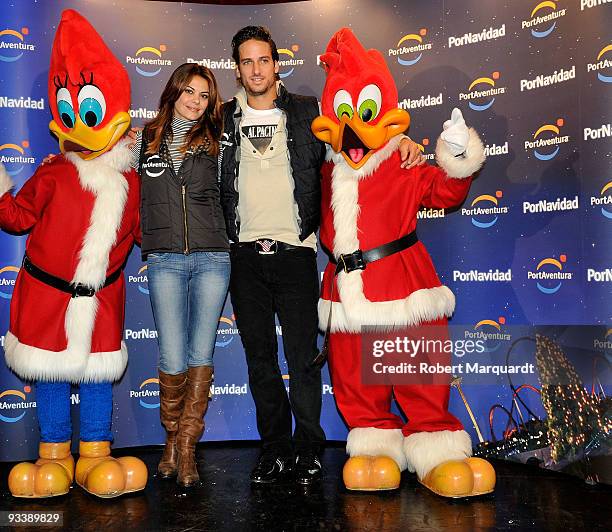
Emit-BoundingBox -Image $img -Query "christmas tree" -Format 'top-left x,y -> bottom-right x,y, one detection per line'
535,334 -> 611,462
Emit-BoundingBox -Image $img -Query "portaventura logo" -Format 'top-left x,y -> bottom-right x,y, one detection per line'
0,386 -> 35,423
525,119 -> 569,161
527,254 -> 572,294
0,141 -> 35,176
461,190 -> 508,228
0,28 -> 35,62
464,317 -> 511,352
130,378 -> 159,409
0,265 -> 19,299
128,265 -> 148,294
591,180 -> 612,219
459,72 -> 506,112
278,45 -> 303,78
389,29 -> 432,66
216,315 -> 238,348
126,45 -> 172,77
522,1 -> 567,38
142,156 -> 168,178
587,44 -> 612,83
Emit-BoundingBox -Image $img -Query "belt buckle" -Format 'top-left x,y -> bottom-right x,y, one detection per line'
255,239 -> 277,255
72,284 -> 96,298
352,250 -> 366,270
338,250 -> 365,273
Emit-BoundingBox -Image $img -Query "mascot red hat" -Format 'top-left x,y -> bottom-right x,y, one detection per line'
314,28 -> 409,169
48,9 -> 131,158
0,10 -> 146,499
312,28 -> 496,497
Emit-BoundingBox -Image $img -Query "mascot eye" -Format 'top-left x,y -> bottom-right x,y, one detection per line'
77,84 -> 106,127
333,89 -> 354,120
56,87 -> 75,129
357,84 -> 382,122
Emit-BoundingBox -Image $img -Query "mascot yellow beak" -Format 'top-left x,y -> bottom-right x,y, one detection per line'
49,111 -> 130,161
312,108 -> 410,170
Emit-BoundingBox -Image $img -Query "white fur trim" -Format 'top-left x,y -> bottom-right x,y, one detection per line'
346,427 -> 408,471
318,285 -> 455,333
403,430 -> 472,479
328,135 -> 402,181
4,331 -> 128,383
3,141 -> 132,383
435,128 -> 485,179
0,162 -> 14,196
65,142 -> 130,288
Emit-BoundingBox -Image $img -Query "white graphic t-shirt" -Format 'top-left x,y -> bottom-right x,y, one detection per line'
240,104 -> 282,154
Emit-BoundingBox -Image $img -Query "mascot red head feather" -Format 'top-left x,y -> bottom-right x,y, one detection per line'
48,9 -> 131,160
312,28 -> 410,169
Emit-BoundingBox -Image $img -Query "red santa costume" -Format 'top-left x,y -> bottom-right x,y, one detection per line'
0,144 -> 139,383
312,28 -> 495,496
1,9 -> 147,500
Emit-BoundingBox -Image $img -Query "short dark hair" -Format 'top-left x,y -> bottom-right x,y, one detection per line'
231,26 -> 279,64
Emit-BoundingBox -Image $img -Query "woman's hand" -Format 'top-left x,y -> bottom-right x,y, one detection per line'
126,126 -> 143,150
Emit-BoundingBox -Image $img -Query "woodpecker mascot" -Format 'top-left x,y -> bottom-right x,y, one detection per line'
0,10 -> 147,498
312,28 -> 496,497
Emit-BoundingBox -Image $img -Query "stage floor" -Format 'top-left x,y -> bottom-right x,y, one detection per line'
0,443 -> 610,531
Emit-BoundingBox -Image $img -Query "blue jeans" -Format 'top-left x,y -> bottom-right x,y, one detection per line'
147,251 -> 230,375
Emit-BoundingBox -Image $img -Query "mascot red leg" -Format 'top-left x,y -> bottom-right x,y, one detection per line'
0,10 -> 147,498
312,28 -> 495,497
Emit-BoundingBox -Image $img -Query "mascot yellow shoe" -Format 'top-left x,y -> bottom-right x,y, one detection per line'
420,457 -> 496,498
8,442 -> 74,498
343,455 -> 401,491
75,442 -> 147,498
405,431 -> 496,498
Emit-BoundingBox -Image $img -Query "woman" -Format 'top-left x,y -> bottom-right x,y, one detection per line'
132,63 -> 229,488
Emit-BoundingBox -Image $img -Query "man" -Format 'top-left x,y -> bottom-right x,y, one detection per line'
219,26 -> 422,485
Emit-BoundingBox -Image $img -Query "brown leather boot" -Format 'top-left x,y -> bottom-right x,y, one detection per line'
158,371 -> 187,478
176,365 -> 213,488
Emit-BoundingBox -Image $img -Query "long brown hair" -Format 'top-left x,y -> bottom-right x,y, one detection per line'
145,63 -> 222,156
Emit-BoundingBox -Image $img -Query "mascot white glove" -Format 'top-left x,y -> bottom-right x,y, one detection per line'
440,108 -> 470,156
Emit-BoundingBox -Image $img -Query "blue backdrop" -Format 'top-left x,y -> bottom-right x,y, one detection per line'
0,0 -> 610,461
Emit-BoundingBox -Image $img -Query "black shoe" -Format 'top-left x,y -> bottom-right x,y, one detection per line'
294,450 -> 322,485
250,452 -> 293,484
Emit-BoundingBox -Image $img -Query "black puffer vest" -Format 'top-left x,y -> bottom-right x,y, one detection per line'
138,129 -> 229,258
219,85 -> 326,242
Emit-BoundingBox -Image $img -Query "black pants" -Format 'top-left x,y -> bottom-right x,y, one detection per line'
230,245 -> 325,455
